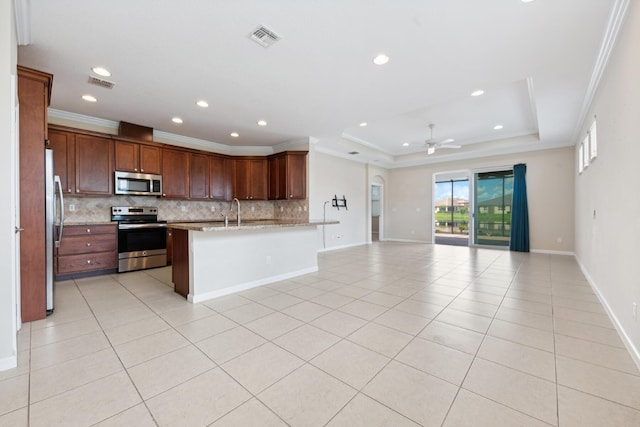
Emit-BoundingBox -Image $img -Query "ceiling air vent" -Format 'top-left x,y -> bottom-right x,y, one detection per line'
249,25 -> 280,48
87,75 -> 115,89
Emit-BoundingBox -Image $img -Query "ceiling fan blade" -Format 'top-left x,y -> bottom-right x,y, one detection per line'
438,144 -> 461,149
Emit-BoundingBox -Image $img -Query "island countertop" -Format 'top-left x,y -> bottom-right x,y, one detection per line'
168,219 -> 338,232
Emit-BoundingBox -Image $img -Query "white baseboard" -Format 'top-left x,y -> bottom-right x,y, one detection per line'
188,266 -> 319,304
318,241 -> 367,253
574,255 -> 640,371
0,354 -> 17,372
531,249 -> 575,256
383,238 -> 432,244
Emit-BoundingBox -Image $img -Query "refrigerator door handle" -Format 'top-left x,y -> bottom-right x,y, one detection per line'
54,175 -> 64,247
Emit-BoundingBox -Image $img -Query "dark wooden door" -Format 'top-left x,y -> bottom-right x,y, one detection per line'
18,66 -> 52,322
210,155 -> 231,200
233,158 -> 251,199
48,128 -> 75,195
249,159 -> 268,200
114,140 -> 139,173
139,145 -> 161,174
75,134 -> 113,195
189,153 -> 209,199
287,152 -> 307,199
162,148 -> 189,198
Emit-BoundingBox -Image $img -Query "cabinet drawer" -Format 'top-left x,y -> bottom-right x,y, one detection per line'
57,252 -> 117,274
64,224 -> 116,236
58,234 -> 116,256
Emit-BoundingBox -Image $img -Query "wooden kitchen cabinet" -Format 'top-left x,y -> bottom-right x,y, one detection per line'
162,148 -> 189,198
233,157 -> 267,200
114,139 -> 161,174
48,127 -> 76,195
189,152 -> 209,199
268,151 -> 307,200
209,155 -> 232,200
166,228 -> 173,265
56,224 -> 117,277
75,134 -> 114,195
18,66 -> 53,322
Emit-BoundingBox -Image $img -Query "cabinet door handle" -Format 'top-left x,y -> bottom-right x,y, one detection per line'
86,260 -> 91,264
15,227 -> 24,233
134,168 -> 138,172
87,242 -> 91,247
140,168 -> 144,172
86,228 -> 91,233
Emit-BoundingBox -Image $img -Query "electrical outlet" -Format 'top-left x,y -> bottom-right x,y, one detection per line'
69,204 -> 76,212
251,206 -> 255,212
280,207 -> 284,212
557,237 -> 562,244
211,206 -> 216,212
266,255 -> 272,265
298,206 -> 302,212
633,302 -> 637,320
181,206 -> 187,212
304,205 -> 307,212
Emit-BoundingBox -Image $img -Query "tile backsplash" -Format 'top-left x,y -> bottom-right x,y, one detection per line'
63,196 -> 309,223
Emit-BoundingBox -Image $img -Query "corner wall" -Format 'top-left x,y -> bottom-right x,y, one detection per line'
574,0 -> 640,362
0,0 -> 18,369
386,147 -> 575,253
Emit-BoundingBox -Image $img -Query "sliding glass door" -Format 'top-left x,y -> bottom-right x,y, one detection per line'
434,179 -> 469,246
473,170 -> 513,246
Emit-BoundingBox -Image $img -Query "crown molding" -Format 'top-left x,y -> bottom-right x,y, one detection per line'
14,0 -> 30,46
48,109 -> 119,130
571,0 -> 630,144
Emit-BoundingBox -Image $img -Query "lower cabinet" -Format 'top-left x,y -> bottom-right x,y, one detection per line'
57,224 -> 117,277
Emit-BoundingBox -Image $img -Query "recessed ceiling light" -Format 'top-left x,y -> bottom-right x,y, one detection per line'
91,67 -> 111,77
81,94 -> 97,103
257,120 -> 267,126
373,54 -> 390,65
521,0 -> 536,3
172,117 -> 183,124
196,100 -> 209,108
359,122 -> 367,127
230,132 -> 239,138
493,124 -> 504,130
402,142 -> 409,147
471,89 -> 485,97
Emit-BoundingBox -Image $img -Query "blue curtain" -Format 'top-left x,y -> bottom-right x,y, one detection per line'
510,163 -> 530,252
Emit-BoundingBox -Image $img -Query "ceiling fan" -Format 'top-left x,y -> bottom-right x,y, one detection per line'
423,124 -> 461,155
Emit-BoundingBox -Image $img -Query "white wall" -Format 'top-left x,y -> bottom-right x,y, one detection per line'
309,148 -> 370,250
386,147 -> 575,253
574,0 -> 640,362
0,0 -> 18,369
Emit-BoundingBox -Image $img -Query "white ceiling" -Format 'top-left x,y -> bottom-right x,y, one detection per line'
17,0 -> 625,167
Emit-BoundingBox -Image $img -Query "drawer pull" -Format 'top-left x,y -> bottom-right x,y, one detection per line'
86,260 -> 91,264
86,228 -> 91,233
87,243 -> 91,247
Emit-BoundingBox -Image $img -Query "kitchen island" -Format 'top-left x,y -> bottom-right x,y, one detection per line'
168,220 -> 337,303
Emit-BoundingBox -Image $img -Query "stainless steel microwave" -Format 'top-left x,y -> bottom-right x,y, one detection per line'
114,171 -> 163,196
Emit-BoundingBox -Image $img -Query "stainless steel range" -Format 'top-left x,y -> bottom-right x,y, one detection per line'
111,206 -> 167,273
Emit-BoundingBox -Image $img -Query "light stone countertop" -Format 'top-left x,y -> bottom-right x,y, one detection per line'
167,219 -> 338,232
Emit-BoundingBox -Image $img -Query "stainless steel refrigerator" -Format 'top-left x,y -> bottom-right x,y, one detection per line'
45,149 -> 64,315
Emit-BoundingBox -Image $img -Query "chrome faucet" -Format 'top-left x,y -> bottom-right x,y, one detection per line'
230,198 -> 241,225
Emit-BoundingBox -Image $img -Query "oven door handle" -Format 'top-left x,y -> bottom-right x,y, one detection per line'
118,223 -> 167,230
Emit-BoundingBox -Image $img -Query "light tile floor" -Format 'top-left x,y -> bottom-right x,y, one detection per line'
2,242 -> 640,426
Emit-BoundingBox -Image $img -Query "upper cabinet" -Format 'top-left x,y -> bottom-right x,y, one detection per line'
268,151 -> 307,200
46,124 -> 306,202
75,134 -> 114,196
209,155 -> 232,201
114,139 -> 161,174
48,127 -> 75,194
233,158 -> 267,200
162,148 -> 189,199
189,152 -> 209,200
